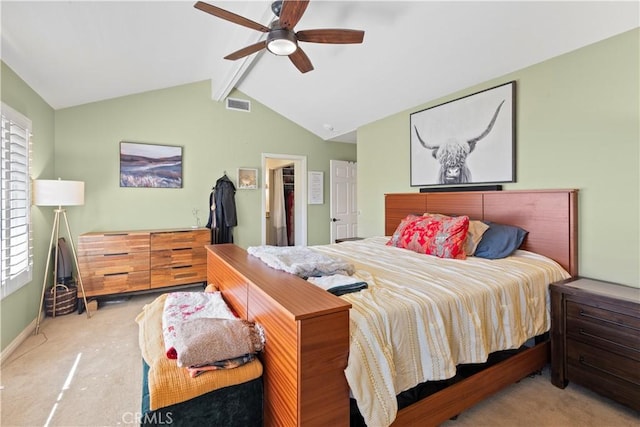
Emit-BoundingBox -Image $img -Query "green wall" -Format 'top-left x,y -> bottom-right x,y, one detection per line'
54,81 -> 356,248
357,29 -> 640,288
1,62 -> 56,350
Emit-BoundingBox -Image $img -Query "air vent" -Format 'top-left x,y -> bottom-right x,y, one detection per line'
226,98 -> 251,112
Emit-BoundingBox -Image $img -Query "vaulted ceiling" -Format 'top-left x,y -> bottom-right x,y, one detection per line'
2,1 -> 638,143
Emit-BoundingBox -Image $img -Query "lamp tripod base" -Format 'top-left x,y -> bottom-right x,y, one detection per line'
34,208 -> 91,335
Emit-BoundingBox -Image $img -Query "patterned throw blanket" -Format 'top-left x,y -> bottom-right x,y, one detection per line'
162,291 -> 237,359
247,245 -> 355,278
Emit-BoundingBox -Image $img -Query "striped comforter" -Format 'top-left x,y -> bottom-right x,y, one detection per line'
310,237 -> 571,427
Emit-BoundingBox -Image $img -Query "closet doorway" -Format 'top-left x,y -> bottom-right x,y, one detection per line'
261,153 -> 307,246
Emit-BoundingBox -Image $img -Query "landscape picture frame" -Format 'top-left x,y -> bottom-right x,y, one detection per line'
120,141 -> 183,188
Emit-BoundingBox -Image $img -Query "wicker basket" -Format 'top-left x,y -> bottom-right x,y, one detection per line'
44,284 -> 78,317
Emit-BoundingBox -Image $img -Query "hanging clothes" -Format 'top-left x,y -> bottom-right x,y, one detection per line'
271,168 -> 288,246
207,174 -> 237,244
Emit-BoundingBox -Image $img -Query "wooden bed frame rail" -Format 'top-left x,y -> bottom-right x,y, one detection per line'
206,189 -> 578,426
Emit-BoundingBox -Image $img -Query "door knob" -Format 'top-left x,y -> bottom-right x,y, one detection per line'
331,218 -> 341,222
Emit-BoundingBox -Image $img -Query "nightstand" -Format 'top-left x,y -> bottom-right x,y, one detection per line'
550,277 -> 640,411
335,237 -> 364,243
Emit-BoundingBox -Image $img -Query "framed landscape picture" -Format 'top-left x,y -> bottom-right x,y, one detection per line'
120,141 -> 183,188
410,81 -> 516,187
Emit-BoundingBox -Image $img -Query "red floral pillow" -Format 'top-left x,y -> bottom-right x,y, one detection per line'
386,214 -> 421,247
398,215 -> 470,259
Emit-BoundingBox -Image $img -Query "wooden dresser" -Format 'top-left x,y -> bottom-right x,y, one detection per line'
78,228 -> 209,298
550,277 -> 640,411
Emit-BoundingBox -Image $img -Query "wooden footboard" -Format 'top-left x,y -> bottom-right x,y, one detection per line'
206,244 -> 351,426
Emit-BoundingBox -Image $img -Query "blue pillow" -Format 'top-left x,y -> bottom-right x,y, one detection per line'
474,221 -> 528,259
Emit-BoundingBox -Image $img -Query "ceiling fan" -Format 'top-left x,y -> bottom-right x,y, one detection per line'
194,0 -> 365,73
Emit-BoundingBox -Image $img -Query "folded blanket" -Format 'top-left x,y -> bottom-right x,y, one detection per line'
174,318 -> 266,368
247,245 -> 354,278
307,274 -> 368,296
136,294 -> 263,410
187,354 -> 256,378
162,292 -> 236,359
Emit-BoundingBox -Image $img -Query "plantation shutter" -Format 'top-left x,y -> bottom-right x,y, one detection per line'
1,103 -> 33,299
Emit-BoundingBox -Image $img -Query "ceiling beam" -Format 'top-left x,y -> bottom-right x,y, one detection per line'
211,4 -> 275,102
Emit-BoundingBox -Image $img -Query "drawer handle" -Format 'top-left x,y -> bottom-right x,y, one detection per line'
578,356 -> 640,386
104,253 -> 128,257
104,272 -> 129,277
172,265 -> 193,269
104,233 -> 129,236
578,328 -> 638,352
172,247 -> 191,251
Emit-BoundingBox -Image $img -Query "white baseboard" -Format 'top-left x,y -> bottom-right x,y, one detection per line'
0,314 -> 40,365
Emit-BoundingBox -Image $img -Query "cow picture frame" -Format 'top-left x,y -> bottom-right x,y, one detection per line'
409,81 -> 516,187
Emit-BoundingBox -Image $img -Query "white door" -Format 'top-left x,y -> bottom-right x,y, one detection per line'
330,160 -> 357,243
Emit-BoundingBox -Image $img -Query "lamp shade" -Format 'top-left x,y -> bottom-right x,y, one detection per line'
33,179 -> 85,206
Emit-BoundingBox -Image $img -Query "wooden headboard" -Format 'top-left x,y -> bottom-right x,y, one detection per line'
385,189 -> 578,276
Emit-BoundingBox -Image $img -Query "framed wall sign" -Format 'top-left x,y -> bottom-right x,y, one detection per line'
410,81 -> 516,187
120,141 -> 183,188
308,171 -> 324,204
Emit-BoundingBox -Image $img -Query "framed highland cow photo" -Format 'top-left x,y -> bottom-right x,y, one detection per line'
410,81 -> 516,187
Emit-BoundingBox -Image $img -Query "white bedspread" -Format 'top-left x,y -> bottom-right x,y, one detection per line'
310,237 -> 571,427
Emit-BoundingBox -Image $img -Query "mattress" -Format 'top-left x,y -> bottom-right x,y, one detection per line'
310,236 -> 571,427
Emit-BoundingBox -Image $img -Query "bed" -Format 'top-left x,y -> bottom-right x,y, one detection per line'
206,189 -> 578,426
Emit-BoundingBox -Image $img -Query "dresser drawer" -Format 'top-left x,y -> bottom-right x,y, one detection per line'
150,229 -> 210,251
79,252 -> 150,277
78,232 -> 150,256
150,264 -> 207,288
150,246 -> 207,269
81,271 -> 150,297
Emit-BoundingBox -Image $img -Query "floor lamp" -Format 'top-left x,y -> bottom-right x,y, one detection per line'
33,179 -> 91,335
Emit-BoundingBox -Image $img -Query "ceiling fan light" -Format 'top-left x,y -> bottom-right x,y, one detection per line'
267,29 -> 298,56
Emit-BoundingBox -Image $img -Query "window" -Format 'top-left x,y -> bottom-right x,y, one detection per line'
1,103 -> 33,299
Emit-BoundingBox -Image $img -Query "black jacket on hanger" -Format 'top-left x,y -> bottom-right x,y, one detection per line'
207,174 -> 237,244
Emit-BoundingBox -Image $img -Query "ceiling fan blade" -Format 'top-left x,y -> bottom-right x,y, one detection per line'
279,0 -> 310,30
194,1 -> 270,33
296,29 -> 364,44
289,47 -> 314,73
224,41 -> 267,60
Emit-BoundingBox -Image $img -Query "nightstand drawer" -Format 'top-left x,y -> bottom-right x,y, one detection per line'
567,299 -> 640,330
567,317 -> 640,359
567,339 -> 640,385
